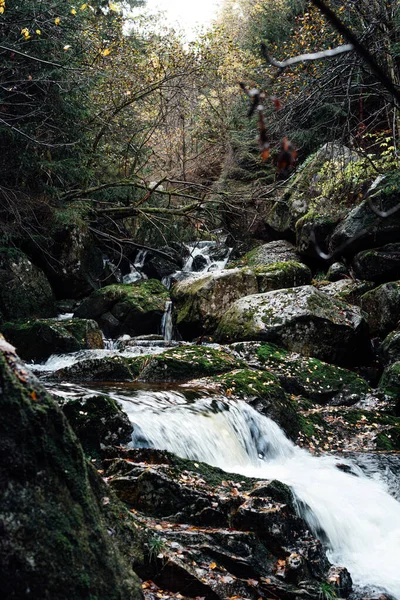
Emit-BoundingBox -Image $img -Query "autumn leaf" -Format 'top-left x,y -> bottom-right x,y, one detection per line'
209,561 -> 217,570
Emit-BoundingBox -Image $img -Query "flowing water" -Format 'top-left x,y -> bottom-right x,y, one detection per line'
87,387 -> 400,599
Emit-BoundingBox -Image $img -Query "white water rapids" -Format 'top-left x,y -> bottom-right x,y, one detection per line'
100,391 -> 400,598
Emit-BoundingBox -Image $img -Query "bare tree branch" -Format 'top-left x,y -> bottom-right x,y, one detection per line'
261,42 -> 354,69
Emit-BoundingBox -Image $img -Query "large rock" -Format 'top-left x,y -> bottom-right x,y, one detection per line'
265,143 -> 358,235
351,243 -> 400,282
105,447 -> 336,599
231,342 -> 370,404
215,286 -> 370,366
61,394 -> 133,457
0,336 -> 142,599
240,240 -> 300,266
379,329 -> 400,366
44,223 -> 104,299
52,355 -> 145,382
316,279 -> 374,307
1,318 -> 104,362
138,345 -> 242,382
74,279 -> 169,337
0,251 -> 56,322
361,281 -> 400,336
329,177 -> 400,256
172,262 -> 311,339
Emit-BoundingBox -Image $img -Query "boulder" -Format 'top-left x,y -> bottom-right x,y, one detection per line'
52,355 -> 145,382
0,336 -> 143,599
379,329 -> 400,366
265,143 -> 358,235
240,240 -> 300,266
43,223 -> 105,299
361,281 -> 400,336
74,279 -> 169,337
142,245 -> 185,280
326,262 -> 350,282
351,243 -> 400,282
379,361 -> 400,402
215,286 -> 370,366
329,177 -> 400,256
0,250 -> 56,322
295,213 -> 340,259
61,394 -> 133,456
138,345 -> 242,382
1,318 -> 104,362
172,262 -> 311,339
231,342 -> 370,404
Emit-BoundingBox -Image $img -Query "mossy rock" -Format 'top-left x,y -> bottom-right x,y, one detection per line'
361,281 -> 400,336
295,212 -> 340,259
61,394 -> 133,457
240,240 -> 300,267
213,368 -> 301,439
1,318 -> 104,362
172,262 -> 311,340
379,329 -> 400,366
52,355 -> 146,382
232,341 -> 370,403
216,286 -> 370,366
74,279 -> 169,337
351,243 -> 400,283
0,250 -> 56,322
0,337 -> 143,599
138,345 -> 243,382
379,361 -> 400,402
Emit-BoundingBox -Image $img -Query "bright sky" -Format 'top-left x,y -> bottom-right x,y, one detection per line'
145,0 -> 223,38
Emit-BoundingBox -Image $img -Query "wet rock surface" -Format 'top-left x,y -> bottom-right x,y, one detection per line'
103,447 -> 339,600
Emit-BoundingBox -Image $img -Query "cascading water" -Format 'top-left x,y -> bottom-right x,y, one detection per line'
123,249 -> 148,284
106,390 -> 400,599
161,299 -> 173,341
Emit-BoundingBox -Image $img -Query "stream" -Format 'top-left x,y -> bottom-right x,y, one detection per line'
33,240 -> 400,599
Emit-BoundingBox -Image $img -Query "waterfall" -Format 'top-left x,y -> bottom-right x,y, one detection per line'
161,300 -> 173,341
110,391 -> 400,599
123,249 -> 148,284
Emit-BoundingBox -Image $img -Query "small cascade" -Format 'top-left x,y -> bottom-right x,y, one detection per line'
103,390 -> 400,599
123,249 -> 148,284
161,299 -> 173,341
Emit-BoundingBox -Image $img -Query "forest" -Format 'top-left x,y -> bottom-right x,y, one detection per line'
1,1 -> 400,599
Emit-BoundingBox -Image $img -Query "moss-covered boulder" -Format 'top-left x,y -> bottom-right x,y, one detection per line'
74,279 -> 169,337
0,336 -> 143,599
379,361 -> 400,402
265,143 -> 358,235
52,355 -> 145,382
61,394 -> 133,457
231,342 -> 370,403
212,369 -> 301,439
295,212 -> 340,259
351,243 -> 400,283
171,268 -> 258,339
329,175 -> 400,256
138,345 -> 243,382
216,286 -> 370,366
172,262 -> 311,339
361,281 -> 400,336
1,318 -> 104,362
239,240 -> 300,266
0,250 -> 56,322
379,329 -> 400,366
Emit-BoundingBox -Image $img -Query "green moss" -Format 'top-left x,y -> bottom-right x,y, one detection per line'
255,342 -> 370,401
379,361 -> 400,398
139,345 -> 244,382
215,368 -> 284,399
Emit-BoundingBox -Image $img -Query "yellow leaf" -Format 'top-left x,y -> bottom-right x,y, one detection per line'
36,29 -> 41,35
210,562 -> 217,570
0,7 -> 4,14
109,2 -> 119,12
100,48 -> 111,56
71,8 -> 77,14
54,17 -> 60,25
80,3 -> 87,9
